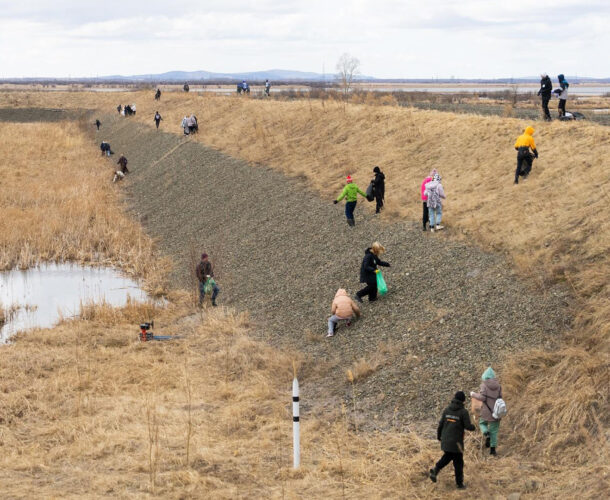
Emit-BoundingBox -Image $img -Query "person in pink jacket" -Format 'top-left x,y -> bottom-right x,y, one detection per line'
327,288 -> 361,337
421,169 -> 437,231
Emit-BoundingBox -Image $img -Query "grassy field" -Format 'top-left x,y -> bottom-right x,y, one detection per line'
0,91 -> 608,497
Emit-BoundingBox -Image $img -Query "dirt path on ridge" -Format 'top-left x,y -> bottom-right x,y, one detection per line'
99,113 -> 570,428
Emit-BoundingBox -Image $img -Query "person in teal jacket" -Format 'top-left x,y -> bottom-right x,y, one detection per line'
334,175 -> 367,226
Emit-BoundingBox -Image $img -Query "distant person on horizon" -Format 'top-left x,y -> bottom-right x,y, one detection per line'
155,88 -> 161,101
537,73 -> 552,121
429,391 -> 476,490
95,118 -> 101,130
183,82 -> 190,92
265,79 -> 271,96
513,126 -> 538,184
196,253 -> 219,306
327,288 -> 361,337
354,242 -> 390,303
424,173 -> 446,232
334,175 -> 367,226
421,169 -> 437,231
372,166 -> 385,214
553,74 -> 569,117
154,111 -> 162,129
117,104 -> 122,114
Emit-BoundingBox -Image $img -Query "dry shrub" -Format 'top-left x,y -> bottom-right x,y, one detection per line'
347,358 -> 380,383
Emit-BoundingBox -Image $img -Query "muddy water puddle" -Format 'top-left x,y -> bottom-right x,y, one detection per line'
0,263 -> 150,341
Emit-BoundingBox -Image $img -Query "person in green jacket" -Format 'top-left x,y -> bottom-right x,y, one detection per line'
429,391 -> 476,490
333,175 -> 367,226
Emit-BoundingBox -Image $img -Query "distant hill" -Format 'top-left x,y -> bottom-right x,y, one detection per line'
102,69 -> 353,82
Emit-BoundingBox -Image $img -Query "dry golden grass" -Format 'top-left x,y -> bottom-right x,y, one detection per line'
0,120 -> 170,294
0,91 -> 608,496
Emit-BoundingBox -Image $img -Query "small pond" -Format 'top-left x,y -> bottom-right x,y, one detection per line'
0,263 -> 149,342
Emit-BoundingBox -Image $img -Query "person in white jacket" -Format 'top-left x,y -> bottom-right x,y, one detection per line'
424,173 -> 446,232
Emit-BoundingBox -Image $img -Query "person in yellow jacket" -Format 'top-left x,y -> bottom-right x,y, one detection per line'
334,175 -> 367,226
514,126 -> 538,184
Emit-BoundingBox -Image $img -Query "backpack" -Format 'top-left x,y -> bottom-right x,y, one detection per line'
492,398 -> 507,420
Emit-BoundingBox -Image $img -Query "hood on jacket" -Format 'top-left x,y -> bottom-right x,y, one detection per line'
482,366 -> 496,380
364,247 -> 373,255
334,288 -> 348,298
524,126 -> 535,136
449,399 -> 465,410
558,74 -> 564,81
484,377 -> 501,392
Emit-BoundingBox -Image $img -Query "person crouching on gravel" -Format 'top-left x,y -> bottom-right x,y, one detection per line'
334,175 -> 367,226
470,366 -> 502,456
354,242 -> 390,303
514,126 -> 538,184
424,173 -> 446,232
420,168 -> 437,231
113,154 -> 129,183
196,253 -> 219,306
327,288 -> 361,337
429,391 -> 476,490
154,111 -> 162,129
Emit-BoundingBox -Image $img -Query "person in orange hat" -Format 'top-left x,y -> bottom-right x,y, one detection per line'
334,175 -> 367,226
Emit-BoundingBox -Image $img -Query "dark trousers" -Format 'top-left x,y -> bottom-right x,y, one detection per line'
345,201 -> 357,221
422,202 -> 428,228
558,99 -> 566,117
356,280 -> 377,302
375,195 -> 384,213
155,120 -> 160,129
541,96 -> 551,120
435,451 -> 464,486
515,148 -> 533,183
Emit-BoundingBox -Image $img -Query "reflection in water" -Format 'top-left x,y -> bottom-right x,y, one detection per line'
0,263 -> 149,342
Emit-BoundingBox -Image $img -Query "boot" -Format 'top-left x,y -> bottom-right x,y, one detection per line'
457,484 -> 466,489
429,468 -> 437,483
490,447 -> 497,456
484,432 -> 490,448
347,218 -> 355,227
212,299 -> 217,307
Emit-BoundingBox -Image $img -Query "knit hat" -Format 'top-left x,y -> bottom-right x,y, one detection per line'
346,175 -> 353,183
454,391 -> 466,402
429,168 -> 438,177
482,367 -> 496,380
433,173 -> 441,182
201,253 -> 208,259
373,166 -> 381,173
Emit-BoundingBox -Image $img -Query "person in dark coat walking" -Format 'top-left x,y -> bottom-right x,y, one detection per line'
195,253 -> 220,306
372,166 -> 385,214
117,104 -> 122,114
154,111 -> 162,129
95,119 -> 101,130
429,391 -> 476,489
537,73 -> 553,121
354,242 -> 390,303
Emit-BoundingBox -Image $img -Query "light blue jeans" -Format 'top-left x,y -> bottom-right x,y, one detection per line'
428,204 -> 442,227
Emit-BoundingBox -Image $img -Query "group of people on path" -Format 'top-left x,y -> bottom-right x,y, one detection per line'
429,367 -> 504,489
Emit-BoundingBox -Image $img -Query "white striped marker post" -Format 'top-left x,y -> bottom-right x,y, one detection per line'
292,377 -> 300,468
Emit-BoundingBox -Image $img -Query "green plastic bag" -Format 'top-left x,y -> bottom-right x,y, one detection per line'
376,270 -> 388,296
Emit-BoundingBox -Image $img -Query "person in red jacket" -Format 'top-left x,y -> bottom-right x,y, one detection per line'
421,169 -> 437,231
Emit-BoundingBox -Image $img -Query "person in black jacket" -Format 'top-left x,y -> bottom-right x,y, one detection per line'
95,118 -> 101,130
537,73 -> 552,121
429,391 -> 476,489
354,242 -> 390,303
372,166 -> 385,214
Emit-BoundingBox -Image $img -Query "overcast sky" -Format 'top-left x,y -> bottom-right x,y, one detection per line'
0,0 -> 608,79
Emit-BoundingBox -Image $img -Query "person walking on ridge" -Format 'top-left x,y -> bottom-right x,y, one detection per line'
537,73 -> 553,121
372,166 -> 385,214
554,74 -> 569,118
196,253 -> 220,306
424,173 -> 446,232
327,288 -> 361,337
154,111 -> 162,130
354,242 -> 390,303
334,175 -> 367,226
514,126 -> 538,184
95,119 -> 101,130
471,367 -> 503,456
429,391 -> 476,490
420,169 -> 437,231
155,88 -> 161,101
117,104 -> 122,114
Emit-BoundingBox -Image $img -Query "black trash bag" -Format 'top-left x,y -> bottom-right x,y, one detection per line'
366,181 -> 375,202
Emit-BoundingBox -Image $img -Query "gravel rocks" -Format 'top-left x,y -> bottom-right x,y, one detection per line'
103,115 -> 571,427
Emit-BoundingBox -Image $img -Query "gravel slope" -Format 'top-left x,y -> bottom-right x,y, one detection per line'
101,114 -> 570,427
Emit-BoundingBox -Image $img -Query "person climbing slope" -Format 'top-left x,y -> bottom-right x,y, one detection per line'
471,366 -> 503,456
537,73 -> 553,121
429,391 -> 476,490
420,169 -> 437,231
354,242 -> 390,303
196,253 -> 220,306
327,288 -> 361,338
113,154 -> 129,183
372,166 -> 385,214
334,175 -> 367,226
424,173 -> 446,232
513,126 -> 538,184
